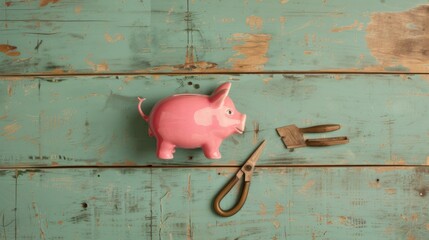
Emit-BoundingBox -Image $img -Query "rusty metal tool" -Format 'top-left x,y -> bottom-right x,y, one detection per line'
213,140 -> 266,217
276,124 -> 349,149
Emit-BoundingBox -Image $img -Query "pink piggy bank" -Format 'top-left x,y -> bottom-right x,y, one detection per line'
138,82 -> 246,159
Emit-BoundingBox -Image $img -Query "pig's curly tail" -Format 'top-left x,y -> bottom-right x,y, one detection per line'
137,97 -> 149,122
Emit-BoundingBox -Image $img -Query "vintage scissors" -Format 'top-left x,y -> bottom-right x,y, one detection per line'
213,140 -> 267,217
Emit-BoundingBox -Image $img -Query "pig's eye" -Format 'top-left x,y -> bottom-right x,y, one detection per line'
226,109 -> 233,115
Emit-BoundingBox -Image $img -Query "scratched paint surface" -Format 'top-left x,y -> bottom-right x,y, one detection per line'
1,74 -> 429,166
0,0 -> 151,74
1,0 -> 429,239
0,171 -> 15,240
1,0 -> 429,74
3,167 -> 426,239
16,169 -> 152,239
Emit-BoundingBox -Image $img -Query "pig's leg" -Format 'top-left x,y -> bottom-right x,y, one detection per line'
157,140 -> 175,159
202,140 -> 222,159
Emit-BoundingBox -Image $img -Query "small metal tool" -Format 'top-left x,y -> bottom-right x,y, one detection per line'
276,124 -> 349,149
213,140 -> 266,217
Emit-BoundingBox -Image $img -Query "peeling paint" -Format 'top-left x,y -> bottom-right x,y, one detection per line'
186,216 -> 193,240
386,158 -> 407,165
151,46 -> 218,72
338,216 -> 366,228
85,58 -> 110,72
229,33 -> 272,71
31,202 -> 47,240
263,76 -> 273,84
104,33 -> 125,43
334,74 -> 344,80
274,203 -> 284,217
368,181 -> 380,188
407,233 -> 416,240
123,76 -> 134,83
179,46 -> 218,71
246,16 -> 263,30
48,68 -> 68,74
259,203 -> 267,215
187,174 -> 192,200
252,121 -> 259,145
175,61 -> 218,71
97,146 -> 106,157
401,213 -> 419,222
366,4 -> 429,72
384,188 -> 397,195
74,5 -> 82,14
7,83 -> 13,96
40,0 -> 60,7
1,122 -> 21,139
374,167 -> 408,173
185,46 -> 195,66
111,160 -> 137,166
299,180 -> 315,193
272,220 -> 280,229
331,20 -> 363,32
0,44 -> 21,57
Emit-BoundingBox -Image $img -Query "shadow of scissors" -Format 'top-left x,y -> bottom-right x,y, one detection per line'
213,140 -> 267,217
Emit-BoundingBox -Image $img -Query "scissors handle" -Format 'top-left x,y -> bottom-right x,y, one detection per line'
213,176 -> 250,217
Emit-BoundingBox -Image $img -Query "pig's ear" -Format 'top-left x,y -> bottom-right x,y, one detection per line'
212,82 -> 231,96
210,82 -> 231,108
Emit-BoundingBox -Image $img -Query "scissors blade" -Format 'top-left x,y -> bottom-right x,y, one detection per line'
240,140 -> 266,179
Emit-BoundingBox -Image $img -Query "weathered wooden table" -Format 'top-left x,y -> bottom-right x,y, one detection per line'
1,0 -> 428,239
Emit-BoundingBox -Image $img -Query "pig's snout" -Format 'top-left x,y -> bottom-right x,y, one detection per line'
236,114 -> 246,134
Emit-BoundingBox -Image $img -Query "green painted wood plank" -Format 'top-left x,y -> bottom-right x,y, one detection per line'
1,0 -> 429,74
16,169 -> 152,239
0,170 -> 16,240
0,0 -> 151,74
0,80 -> 40,165
1,74 -> 429,166
14,167 -> 429,239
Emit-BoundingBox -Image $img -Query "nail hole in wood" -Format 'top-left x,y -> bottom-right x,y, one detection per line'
194,84 -> 200,89
81,202 -> 88,209
187,81 -> 193,85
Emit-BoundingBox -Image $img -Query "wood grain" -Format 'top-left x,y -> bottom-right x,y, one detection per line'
11,167 -> 429,240
1,0 -> 429,74
0,170 -> 16,240
2,1 -> 429,239
1,74 -> 428,167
